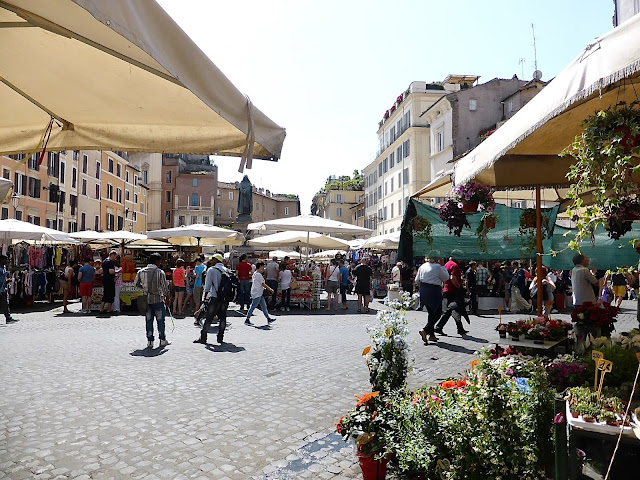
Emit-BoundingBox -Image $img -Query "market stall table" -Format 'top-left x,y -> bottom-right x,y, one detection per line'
494,336 -> 568,352
478,296 -> 506,311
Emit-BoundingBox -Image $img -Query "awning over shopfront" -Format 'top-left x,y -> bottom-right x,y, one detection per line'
454,14 -> 640,188
0,0 -> 286,167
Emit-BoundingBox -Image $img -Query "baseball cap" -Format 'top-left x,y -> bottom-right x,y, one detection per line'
212,253 -> 224,263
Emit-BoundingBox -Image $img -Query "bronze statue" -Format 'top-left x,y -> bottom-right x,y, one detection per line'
237,175 -> 253,221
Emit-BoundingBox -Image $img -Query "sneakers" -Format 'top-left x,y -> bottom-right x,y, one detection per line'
244,319 -> 254,326
159,339 -> 170,347
419,329 -> 428,344
147,340 -> 154,348
267,317 -> 276,324
6,317 -> 18,323
286,307 -> 290,312
193,338 -> 206,344
193,320 -> 201,326
458,329 -> 469,335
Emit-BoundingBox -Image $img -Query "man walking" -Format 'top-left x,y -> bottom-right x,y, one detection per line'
245,262 -> 276,326
194,254 -> 230,345
0,255 -> 16,323
435,257 -> 470,336
78,258 -> 95,314
353,258 -> 373,313
338,259 -> 349,310
192,257 -> 206,325
134,253 -> 170,349
99,250 -> 117,317
235,253 -> 252,311
416,257 -> 449,344
265,256 -> 279,310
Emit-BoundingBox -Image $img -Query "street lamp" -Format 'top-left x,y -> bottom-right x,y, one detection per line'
11,193 -> 19,219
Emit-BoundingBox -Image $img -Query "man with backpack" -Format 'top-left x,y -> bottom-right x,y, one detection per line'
193,253 -> 236,345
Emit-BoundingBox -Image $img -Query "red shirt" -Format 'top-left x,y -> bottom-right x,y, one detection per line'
236,261 -> 252,281
443,260 -> 462,293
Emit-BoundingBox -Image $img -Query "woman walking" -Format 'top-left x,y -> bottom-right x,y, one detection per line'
172,258 -> 186,317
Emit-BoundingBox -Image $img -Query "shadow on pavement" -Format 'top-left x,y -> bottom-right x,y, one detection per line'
432,341 -> 476,355
129,347 -> 169,357
460,334 -> 489,344
205,343 -> 245,353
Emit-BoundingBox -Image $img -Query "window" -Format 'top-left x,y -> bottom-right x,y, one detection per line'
383,158 -> 388,173
398,172 -> 401,187
469,99 -> 477,111
2,168 -> 8,179
116,164 -> 121,178
28,154 -> 39,171
389,152 -> 394,168
107,184 -> 113,200
203,216 -> 209,224
378,208 -> 383,221
73,150 -> 79,161
228,208 -> 233,218
132,211 -> 137,221
229,191 -> 234,200
95,184 -> 100,200
165,210 -> 171,224
15,210 -> 22,221
116,188 -> 122,203
95,161 -> 100,179
68,221 -> 77,233
125,190 -> 130,201
335,193 -> 344,203
166,191 -> 171,203
403,168 -> 409,184
81,212 -> 86,231
70,194 -> 77,216
117,216 -> 123,230
216,206 -> 221,216
192,178 -> 198,187
165,170 -> 172,183
82,154 -> 88,173
398,199 -> 402,217
1,208 -> 7,220
391,204 -> 394,218
134,193 -> 138,204
134,174 -> 137,186
191,193 -> 199,206
285,207 -> 289,215
384,206 -> 387,220
28,177 -> 41,198
106,213 -> 115,231
378,163 -> 382,177
178,215 -> 185,226
125,170 -> 129,183
436,131 -> 444,152
336,207 -> 343,217
395,148 -> 401,166
72,167 -> 77,188
82,179 -> 87,196
190,215 -> 197,224
94,215 -> 99,231
508,99 -> 513,113
14,173 -> 26,195
404,111 -> 410,129
44,218 -> 53,228
140,202 -> 144,213
384,182 -> 387,195
403,139 -> 410,158
108,157 -> 114,173
390,126 -> 396,142
390,178 -> 394,192
377,185 -> 382,199
217,189 -> 221,197
142,170 -> 148,184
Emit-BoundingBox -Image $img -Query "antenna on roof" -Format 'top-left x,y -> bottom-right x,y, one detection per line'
518,58 -> 525,78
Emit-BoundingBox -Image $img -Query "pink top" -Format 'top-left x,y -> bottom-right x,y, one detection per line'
173,267 -> 186,287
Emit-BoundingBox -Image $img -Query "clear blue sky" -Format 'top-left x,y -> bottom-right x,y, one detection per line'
157,0 -> 614,213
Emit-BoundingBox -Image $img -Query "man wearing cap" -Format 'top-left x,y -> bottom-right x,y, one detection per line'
135,253 -> 170,348
194,253 -> 229,345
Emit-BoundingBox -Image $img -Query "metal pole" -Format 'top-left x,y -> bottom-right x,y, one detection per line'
536,186 -> 543,316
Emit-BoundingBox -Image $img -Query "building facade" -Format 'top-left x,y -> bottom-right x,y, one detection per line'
311,175 -> 364,226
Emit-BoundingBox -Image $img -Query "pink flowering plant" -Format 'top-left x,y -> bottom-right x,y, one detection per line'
452,181 -> 496,211
438,198 -> 470,236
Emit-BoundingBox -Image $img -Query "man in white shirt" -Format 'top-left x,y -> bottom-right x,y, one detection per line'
391,262 -> 402,284
193,254 -> 230,345
245,262 -> 276,326
265,256 -> 280,310
415,257 -> 450,344
571,253 -> 598,306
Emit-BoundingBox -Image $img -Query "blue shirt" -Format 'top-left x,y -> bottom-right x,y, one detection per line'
79,264 -> 95,284
339,265 -> 349,286
0,265 -> 8,293
194,264 -> 205,288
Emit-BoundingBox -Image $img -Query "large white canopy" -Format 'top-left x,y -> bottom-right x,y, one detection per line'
70,230 -> 146,243
267,250 -> 302,259
454,14 -> 640,188
0,218 -> 76,243
0,0 -> 285,165
359,232 -> 401,250
247,231 -> 350,249
248,215 -> 371,236
146,224 -> 244,247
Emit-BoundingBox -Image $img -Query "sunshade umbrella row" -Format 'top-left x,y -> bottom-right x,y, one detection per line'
146,224 -> 245,253
0,218 -> 77,243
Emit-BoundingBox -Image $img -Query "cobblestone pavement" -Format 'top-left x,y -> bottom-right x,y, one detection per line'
1,297 -> 638,480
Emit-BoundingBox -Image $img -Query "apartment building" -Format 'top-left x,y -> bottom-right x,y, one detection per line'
311,175 -> 364,225
216,181 -> 299,228
128,152 -> 163,231
363,80 -> 451,235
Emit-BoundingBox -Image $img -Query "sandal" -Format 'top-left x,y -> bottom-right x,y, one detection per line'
364,308 -> 370,313
357,308 -> 362,313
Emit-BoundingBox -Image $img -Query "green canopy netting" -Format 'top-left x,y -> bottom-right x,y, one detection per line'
398,199 -> 640,270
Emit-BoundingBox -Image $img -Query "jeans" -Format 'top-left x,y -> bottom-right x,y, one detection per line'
469,287 -> 478,314
340,284 -> 348,305
0,291 -> 11,321
265,279 -> 278,309
420,283 -> 443,335
281,288 -> 291,308
436,290 -> 468,333
200,298 -> 228,342
247,296 -> 271,321
238,280 -> 251,309
146,301 -> 166,341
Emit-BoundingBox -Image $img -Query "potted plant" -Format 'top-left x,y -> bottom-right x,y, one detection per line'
476,212 -> 498,252
506,321 -> 525,341
412,215 -> 433,250
518,208 -> 549,255
496,323 -> 508,339
451,181 -> 496,213
438,198 -> 470,237
602,195 -> 640,240
563,101 -> 640,248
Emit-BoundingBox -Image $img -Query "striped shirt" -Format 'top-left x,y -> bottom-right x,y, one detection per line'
134,264 -> 169,305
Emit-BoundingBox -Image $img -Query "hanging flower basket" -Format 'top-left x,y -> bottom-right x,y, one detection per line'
461,201 -> 479,213
438,198 -> 470,237
484,214 -> 497,230
520,209 -> 537,229
412,216 -> 429,231
603,195 -> 640,240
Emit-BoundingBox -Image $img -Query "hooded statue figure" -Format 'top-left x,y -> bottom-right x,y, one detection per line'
237,175 -> 253,220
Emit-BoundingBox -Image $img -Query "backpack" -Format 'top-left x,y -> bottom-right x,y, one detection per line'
217,269 -> 239,303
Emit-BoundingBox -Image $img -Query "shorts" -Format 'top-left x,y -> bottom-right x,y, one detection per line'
194,286 -> 203,302
186,285 -> 194,295
612,285 -> 627,297
102,282 -> 115,303
325,280 -> 338,294
174,286 -> 186,293
355,283 -> 370,296
79,282 -> 93,297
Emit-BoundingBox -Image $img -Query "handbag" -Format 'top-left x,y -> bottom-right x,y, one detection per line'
138,268 -> 153,313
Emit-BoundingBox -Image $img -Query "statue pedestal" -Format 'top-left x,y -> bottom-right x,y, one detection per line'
236,214 -> 253,225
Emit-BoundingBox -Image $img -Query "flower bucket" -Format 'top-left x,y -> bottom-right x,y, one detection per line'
484,216 -> 496,229
461,201 -> 479,213
358,453 -> 388,480
498,330 -> 506,339
510,333 -> 520,341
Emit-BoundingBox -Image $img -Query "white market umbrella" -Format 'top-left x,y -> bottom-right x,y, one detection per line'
248,231 -> 350,250
359,232 -> 401,250
0,218 -> 76,243
248,214 -> 371,235
310,249 -> 347,261
267,250 -> 301,259
147,223 -> 244,251
0,0 -> 285,167
124,238 -> 175,251
71,229 -> 148,254
347,238 -> 367,249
